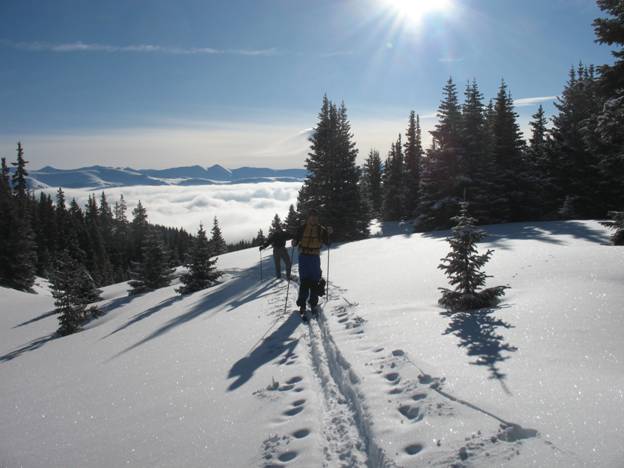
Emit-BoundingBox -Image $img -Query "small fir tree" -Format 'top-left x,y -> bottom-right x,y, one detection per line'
51,253 -> 85,335
268,214 -> 283,236
284,204 -> 300,235
128,230 -> 174,294
438,202 -> 508,311
177,224 -> 222,294
601,211 -> 624,245
210,217 -> 228,255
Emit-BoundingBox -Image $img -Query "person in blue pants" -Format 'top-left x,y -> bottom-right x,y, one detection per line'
292,209 -> 332,320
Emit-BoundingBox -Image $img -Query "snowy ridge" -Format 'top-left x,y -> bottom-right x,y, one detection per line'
20,164 -> 308,189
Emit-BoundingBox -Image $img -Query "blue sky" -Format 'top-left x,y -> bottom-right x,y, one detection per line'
0,0 -> 614,169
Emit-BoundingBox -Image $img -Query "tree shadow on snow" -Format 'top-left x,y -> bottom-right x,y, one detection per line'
110,268 -> 281,358
12,309 -> 57,328
103,295 -> 185,338
227,312 -> 301,392
422,220 -> 609,249
0,333 -> 59,363
442,307 -> 518,394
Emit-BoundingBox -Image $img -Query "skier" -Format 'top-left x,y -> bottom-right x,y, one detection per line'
292,208 -> 332,321
260,225 -> 293,280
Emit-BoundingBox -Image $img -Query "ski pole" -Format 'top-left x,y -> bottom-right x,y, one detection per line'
283,245 -> 296,315
259,248 -> 263,282
325,234 -> 330,302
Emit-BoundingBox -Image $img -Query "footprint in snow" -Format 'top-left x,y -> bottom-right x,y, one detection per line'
286,376 -> 302,385
398,404 -> 423,421
392,349 -> 405,357
405,443 -> 424,455
385,372 -> 400,383
292,429 -> 310,439
278,451 -> 298,462
283,406 -> 304,417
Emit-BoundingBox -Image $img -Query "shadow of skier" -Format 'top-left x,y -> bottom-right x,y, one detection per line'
227,312 -> 301,392
442,308 -> 518,394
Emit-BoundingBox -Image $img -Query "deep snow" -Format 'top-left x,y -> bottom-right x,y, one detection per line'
1,220 -> 623,467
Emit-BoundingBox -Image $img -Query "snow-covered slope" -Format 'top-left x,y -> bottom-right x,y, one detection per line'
1,220 -> 622,467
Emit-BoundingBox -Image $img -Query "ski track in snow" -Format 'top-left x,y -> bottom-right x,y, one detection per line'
255,274 -> 558,467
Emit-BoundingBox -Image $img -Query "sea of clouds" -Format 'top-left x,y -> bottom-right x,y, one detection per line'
44,182 -> 303,243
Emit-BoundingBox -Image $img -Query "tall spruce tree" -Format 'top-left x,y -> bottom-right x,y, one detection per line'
404,112 -> 424,217
297,96 -> 369,240
592,1 -> 624,212
128,229 -> 174,294
491,80 -> 528,221
268,214 -> 283,236
459,80 -> 496,223
284,204 -> 300,235
11,142 -> 29,200
382,136 -> 406,221
417,78 -> 465,230
549,65 -> 602,217
178,224 -> 221,294
361,149 -> 384,218
593,0 -> 624,94
1,145 -> 37,290
210,217 -> 228,254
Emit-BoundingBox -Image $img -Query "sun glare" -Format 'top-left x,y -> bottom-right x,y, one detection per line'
385,0 -> 451,22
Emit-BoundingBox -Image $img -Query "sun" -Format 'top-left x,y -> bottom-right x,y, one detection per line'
385,0 -> 452,22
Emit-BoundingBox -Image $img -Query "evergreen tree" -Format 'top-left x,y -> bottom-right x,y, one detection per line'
593,0 -> 624,94
178,224 -> 222,294
529,105 -> 548,153
491,80 -> 528,221
50,252 -> 91,335
438,202 -> 508,311
361,150 -> 383,218
297,96 -> 369,240
592,2 -> 624,212
114,194 -> 128,223
403,112 -> 424,216
601,211 -> 624,245
549,65 -> 602,217
128,229 -> 174,294
284,204 -> 300,235
210,217 -> 228,254
459,80 -> 496,223
11,142 -> 29,200
382,136 -> 406,221
0,157 -> 9,192
253,229 -> 266,247
0,146 -> 37,290
131,200 -> 149,259
268,214 -> 283,236
417,78 -> 465,230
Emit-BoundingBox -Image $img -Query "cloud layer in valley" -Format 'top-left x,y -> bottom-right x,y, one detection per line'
43,182 -> 302,243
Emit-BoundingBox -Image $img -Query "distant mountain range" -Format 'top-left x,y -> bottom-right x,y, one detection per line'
22,164 -> 308,189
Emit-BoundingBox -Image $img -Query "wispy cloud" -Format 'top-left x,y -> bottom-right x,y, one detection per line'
514,96 -> 557,107
0,39 -> 279,57
320,50 -> 355,58
438,56 -> 464,63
